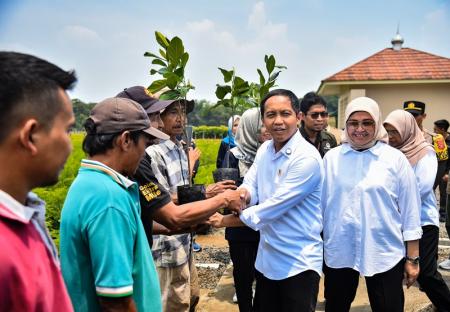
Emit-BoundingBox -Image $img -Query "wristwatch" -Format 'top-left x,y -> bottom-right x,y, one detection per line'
405,256 -> 420,265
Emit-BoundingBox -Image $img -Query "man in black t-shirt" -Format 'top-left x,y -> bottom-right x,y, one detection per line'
116,86 -> 242,248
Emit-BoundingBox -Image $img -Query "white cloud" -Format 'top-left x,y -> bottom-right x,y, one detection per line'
171,2 -> 302,101
248,2 -> 266,30
62,25 -> 100,42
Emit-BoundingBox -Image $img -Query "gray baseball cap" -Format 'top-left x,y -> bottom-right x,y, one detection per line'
88,97 -> 169,140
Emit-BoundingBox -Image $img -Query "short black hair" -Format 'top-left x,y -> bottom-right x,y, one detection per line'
0,51 -> 77,143
299,91 -> 327,114
434,119 -> 449,132
260,89 -> 300,117
82,118 -> 143,156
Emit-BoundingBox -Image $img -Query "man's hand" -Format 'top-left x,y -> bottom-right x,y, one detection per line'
404,261 -> 420,288
443,173 -> 449,183
207,212 -> 224,228
205,180 -> 237,198
188,147 -> 201,163
219,189 -> 242,214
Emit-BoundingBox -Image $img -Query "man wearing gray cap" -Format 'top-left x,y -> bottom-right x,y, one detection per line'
60,97 -> 169,312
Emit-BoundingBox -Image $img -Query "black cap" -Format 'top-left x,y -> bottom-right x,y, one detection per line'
116,86 -> 174,114
403,100 -> 426,115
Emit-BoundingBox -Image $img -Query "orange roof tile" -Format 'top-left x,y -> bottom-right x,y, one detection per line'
323,48 -> 450,82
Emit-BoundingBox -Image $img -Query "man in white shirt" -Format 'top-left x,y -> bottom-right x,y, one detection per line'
209,89 -> 324,312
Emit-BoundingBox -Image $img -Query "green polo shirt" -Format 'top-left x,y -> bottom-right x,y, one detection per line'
60,159 -> 161,312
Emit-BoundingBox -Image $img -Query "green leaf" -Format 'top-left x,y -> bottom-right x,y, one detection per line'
257,69 -> 265,86
144,52 -> 164,60
181,52 -> 189,68
215,85 -> 231,100
152,59 -> 167,67
147,79 -> 167,94
155,31 -> 170,49
268,71 -> 280,83
150,69 -> 158,75
266,55 -> 275,74
264,55 -> 269,63
275,65 -> 287,70
167,36 -> 184,65
159,89 -> 180,100
259,85 -> 270,99
218,68 -> 233,83
174,67 -> 184,78
159,49 -> 166,59
165,72 -> 180,89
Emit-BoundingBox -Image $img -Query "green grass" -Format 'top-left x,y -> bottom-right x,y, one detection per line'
195,139 -> 221,185
34,135 -> 220,246
34,133 -> 85,247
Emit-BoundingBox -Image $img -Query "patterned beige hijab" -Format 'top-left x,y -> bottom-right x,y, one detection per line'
384,109 -> 434,166
341,97 -> 389,150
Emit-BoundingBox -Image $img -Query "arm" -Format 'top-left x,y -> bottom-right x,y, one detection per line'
208,212 -> 245,228
152,189 -> 242,230
414,151 -> 437,199
404,239 -> 420,288
397,156 -> 422,241
98,296 -> 137,312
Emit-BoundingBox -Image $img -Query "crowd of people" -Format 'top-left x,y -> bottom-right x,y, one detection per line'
1,51 -> 449,312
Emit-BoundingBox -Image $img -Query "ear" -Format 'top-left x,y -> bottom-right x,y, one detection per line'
298,112 -> 304,121
18,119 -> 39,155
118,131 -> 132,151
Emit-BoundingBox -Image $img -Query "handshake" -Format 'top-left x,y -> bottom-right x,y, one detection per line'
208,188 -> 249,228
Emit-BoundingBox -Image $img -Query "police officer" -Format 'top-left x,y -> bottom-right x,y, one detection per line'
404,101 -> 449,221
299,92 -> 337,157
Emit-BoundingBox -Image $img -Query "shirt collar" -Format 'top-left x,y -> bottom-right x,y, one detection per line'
0,190 -> 44,223
269,131 -> 301,160
299,126 -> 323,146
341,141 -> 385,156
80,159 -> 136,189
162,138 -> 183,150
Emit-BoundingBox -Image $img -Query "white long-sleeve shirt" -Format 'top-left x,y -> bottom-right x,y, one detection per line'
412,150 -> 439,227
240,131 -> 324,280
322,142 -> 422,277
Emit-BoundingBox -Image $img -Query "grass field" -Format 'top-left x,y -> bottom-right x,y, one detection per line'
34,133 -> 221,245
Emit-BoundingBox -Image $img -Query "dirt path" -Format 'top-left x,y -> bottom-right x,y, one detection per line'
195,227 -> 450,311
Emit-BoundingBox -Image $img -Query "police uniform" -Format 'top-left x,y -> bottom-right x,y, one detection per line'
299,126 -> 338,158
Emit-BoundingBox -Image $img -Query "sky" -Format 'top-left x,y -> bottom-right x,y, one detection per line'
1,0 -> 449,103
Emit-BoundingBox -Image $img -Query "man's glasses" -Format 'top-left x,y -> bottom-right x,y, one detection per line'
307,111 -> 329,119
346,120 -> 375,129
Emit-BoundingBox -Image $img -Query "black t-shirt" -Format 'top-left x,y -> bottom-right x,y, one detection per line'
134,153 -> 172,247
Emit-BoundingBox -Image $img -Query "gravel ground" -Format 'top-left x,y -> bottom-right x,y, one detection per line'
193,218 -> 450,291
195,246 -> 230,290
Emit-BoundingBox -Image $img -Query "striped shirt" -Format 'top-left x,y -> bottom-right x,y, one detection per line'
146,139 -> 191,267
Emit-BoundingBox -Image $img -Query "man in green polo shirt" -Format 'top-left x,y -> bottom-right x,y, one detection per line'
60,97 -> 170,311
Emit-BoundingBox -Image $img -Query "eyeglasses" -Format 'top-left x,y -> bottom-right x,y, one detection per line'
346,120 -> 375,129
307,111 -> 329,119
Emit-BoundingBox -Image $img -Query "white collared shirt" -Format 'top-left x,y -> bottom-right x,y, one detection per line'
322,142 -> 422,276
240,131 -> 324,280
413,150 -> 439,227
